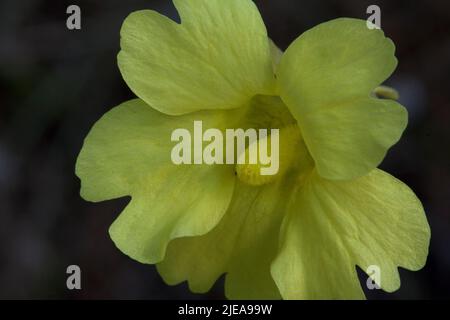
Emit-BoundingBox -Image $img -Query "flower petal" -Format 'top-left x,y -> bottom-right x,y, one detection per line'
269,39 -> 283,74
278,18 -> 407,180
271,169 -> 430,299
118,0 -> 276,115
75,99 -> 236,263
157,176 -> 298,300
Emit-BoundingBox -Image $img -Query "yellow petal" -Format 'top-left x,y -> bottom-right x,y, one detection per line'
118,0 -> 276,115
76,99 -> 236,263
271,169 -> 430,299
157,176 -> 299,299
278,18 -> 407,180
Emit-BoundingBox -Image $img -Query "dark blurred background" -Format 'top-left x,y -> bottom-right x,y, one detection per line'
0,0 -> 449,299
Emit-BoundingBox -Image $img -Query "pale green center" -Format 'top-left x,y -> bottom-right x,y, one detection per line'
235,95 -> 314,186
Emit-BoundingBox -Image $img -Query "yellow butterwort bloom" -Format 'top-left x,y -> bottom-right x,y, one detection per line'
76,0 -> 430,299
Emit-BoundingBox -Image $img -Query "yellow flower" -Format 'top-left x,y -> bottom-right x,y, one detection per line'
76,0 -> 430,299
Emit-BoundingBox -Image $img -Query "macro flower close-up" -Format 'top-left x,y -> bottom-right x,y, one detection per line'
75,0 -> 430,299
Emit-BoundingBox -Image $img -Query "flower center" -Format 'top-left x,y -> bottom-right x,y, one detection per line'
235,125 -> 311,186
